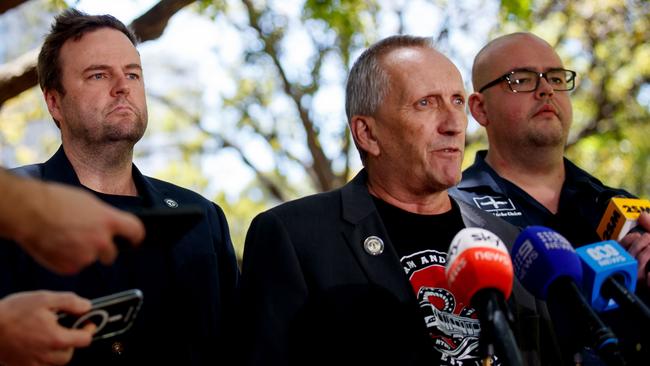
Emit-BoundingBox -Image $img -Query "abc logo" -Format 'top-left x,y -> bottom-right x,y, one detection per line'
586,243 -> 621,261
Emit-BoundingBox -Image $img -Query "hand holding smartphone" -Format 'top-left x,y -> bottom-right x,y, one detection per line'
58,289 -> 143,340
115,206 -> 204,249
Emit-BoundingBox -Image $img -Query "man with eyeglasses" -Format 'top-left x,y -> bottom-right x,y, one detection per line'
451,32 -> 650,365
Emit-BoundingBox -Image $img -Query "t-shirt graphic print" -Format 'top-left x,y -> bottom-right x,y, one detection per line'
401,249 -> 500,366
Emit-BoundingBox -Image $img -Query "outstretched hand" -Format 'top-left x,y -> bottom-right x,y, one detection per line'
6,176 -> 145,274
0,291 -> 95,366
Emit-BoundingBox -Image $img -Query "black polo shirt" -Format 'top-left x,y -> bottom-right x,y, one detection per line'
451,150 -> 649,365
450,150 -> 633,247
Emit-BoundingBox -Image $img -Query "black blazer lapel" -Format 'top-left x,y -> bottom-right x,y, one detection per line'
339,170 -> 415,303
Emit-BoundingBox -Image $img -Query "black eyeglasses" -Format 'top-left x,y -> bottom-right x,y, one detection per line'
478,68 -> 577,93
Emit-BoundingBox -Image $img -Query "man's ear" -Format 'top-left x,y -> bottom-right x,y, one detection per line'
44,89 -> 63,128
468,92 -> 489,127
350,115 -> 380,157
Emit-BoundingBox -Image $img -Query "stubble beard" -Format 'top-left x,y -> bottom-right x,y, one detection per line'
68,107 -> 147,147
525,116 -> 569,149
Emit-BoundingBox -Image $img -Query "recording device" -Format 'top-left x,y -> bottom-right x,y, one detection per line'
576,240 -> 650,323
115,205 -> 204,249
445,228 -> 523,366
597,197 -> 650,241
511,226 -> 626,366
58,289 -> 143,341
576,241 -> 637,311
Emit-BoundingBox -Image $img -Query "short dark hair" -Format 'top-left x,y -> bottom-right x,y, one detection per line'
37,8 -> 138,95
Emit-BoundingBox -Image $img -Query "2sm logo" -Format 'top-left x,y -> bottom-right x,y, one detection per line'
597,197 -> 650,241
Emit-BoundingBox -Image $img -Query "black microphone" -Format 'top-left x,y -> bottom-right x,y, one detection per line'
512,226 -> 626,366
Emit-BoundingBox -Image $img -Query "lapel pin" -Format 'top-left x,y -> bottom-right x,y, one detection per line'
163,198 -> 178,208
363,236 -> 384,256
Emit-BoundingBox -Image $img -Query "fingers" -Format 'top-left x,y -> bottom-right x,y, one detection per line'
46,292 -> 94,349
54,326 -> 93,349
0,291 -> 92,366
44,291 -> 92,315
635,246 -> 650,281
620,227 -> 650,285
40,347 -> 75,366
638,212 -> 650,230
97,241 -> 118,267
626,234 -> 649,257
109,210 -> 146,248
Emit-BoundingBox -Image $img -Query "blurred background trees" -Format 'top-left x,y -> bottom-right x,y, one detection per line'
1,0 -> 648,260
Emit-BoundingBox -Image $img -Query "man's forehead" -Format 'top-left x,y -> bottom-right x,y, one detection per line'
478,35 -> 563,77
60,28 -> 140,67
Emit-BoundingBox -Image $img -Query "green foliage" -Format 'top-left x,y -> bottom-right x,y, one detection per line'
303,0 -> 376,41
500,0 -> 532,27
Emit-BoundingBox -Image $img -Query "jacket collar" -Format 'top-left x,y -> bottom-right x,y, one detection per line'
338,169 -> 414,302
43,145 -> 163,207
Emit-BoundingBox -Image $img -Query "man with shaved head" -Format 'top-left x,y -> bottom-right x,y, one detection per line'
452,32 -> 649,365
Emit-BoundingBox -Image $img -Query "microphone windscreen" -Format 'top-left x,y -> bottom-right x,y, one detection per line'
511,226 -> 582,300
576,240 -> 637,312
597,197 -> 650,241
445,228 -> 513,305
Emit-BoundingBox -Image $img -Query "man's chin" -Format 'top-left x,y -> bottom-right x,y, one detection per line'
103,129 -> 145,144
430,174 -> 461,192
528,132 -> 565,148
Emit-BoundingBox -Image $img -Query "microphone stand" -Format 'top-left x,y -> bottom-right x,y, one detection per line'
473,289 -> 524,366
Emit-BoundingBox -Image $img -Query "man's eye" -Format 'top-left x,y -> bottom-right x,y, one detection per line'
513,77 -> 533,85
126,73 -> 140,80
453,97 -> 465,105
549,77 -> 565,85
90,73 -> 105,80
416,97 -> 438,109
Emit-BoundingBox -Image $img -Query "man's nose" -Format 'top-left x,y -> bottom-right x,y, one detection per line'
535,76 -> 555,99
111,75 -> 131,97
438,104 -> 467,136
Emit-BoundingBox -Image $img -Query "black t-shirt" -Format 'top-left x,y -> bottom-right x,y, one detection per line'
373,197 -> 501,366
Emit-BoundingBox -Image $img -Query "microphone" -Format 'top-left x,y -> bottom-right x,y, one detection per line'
445,228 -> 523,366
576,240 -> 650,321
596,197 -> 650,241
512,226 -> 626,366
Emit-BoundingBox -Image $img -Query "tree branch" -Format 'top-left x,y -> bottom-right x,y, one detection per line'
0,0 -> 196,107
0,0 -> 30,15
241,0 -> 337,192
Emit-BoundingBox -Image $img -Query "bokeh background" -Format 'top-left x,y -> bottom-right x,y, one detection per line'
1,0 -> 649,261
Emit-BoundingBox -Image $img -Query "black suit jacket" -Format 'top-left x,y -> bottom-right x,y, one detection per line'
2,146 -> 239,365
240,170 -> 554,365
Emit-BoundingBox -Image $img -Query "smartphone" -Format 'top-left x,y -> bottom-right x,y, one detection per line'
58,289 -> 143,340
116,206 -> 204,249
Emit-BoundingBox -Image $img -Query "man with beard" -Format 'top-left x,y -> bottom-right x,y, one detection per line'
240,35 -> 555,366
0,9 -> 239,365
451,32 -> 650,365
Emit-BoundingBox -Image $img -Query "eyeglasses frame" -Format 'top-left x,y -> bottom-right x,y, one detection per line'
477,68 -> 577,94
